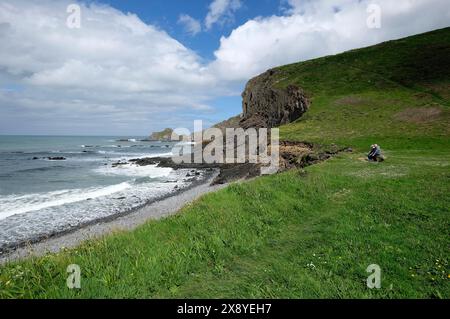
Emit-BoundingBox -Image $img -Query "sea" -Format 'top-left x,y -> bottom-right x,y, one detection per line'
0,135 -> 196,252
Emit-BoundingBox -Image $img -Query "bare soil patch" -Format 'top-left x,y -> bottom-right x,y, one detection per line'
394,107 -> 442,123
334,96 -> 368,106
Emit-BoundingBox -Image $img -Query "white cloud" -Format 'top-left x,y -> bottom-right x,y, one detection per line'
178,14 -> 202,36
205,0 -> 242,30
0,0 -> 221,134
210,0 -> 450,81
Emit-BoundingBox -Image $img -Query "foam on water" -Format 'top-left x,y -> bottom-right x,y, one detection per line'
0,182 -> 132,220
0,168 -> 196,250
94,163 -> 173,178
0,136 -> 192,251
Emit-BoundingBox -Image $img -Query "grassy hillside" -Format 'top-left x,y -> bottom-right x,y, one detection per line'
278,27 -> 450,150
1,28 -> 449,299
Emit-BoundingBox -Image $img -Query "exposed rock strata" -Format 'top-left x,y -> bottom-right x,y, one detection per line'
240,69 -> 310,129
128,143 -> 350,185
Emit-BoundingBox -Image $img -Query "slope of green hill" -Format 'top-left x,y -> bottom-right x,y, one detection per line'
277,27 -> 449,150
1,28 -> 449,299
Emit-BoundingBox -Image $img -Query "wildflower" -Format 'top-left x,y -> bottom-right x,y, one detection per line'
306,262 -> 316,269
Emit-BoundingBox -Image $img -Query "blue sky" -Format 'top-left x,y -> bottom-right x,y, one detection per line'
0,0 -> 449,135
92,0 -> 286,126
101,0 -> 282,59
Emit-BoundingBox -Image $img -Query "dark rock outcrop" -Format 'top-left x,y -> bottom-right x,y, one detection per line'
111,161 -> 127,167
149,128 -> 173,141
47,157 -> 66,161
130,155 -> 262,185
126,141 -> 351,185
240,69 -> 309,129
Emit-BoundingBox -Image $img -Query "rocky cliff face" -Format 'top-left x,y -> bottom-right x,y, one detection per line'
149,128 -> 173,141
240,69 -> 309,129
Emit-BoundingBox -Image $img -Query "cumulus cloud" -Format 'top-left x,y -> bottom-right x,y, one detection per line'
178,14 -> 202,36
210,0 -> 450,81
205,0 -> 242,30
0,0 -> 220,134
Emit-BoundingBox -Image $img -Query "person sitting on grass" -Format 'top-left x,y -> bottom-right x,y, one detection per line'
368,144 -> 384,162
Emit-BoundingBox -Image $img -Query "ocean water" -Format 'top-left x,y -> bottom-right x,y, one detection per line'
0,136 -> 196,251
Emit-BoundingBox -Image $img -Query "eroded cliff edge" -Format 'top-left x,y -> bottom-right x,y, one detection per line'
240,68 -> 310,129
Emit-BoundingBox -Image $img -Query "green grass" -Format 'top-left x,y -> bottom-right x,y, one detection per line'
277,28 -> 450,150
1,28 -> 449,299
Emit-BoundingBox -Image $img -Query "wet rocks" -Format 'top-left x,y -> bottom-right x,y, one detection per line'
31,156 -> 67,161
111,161 -> 127,168
129,158 -> 159,166
47,157 -> 66,161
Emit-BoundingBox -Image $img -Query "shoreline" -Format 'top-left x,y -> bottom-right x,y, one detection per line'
0,141 -> 348,264
0,170 -> 225,265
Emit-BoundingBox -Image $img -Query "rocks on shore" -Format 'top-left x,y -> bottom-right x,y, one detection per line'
32,156 -> 67,161
124,139 -> 349,185
129,158 -> 159,166
111,161 -> 128,168
113,68 -> 348,185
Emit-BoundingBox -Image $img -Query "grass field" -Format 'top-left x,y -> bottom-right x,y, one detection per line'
0,28 -> 449,299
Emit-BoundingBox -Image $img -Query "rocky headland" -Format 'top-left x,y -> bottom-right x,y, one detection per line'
148,128 -> 174,141
120,69 -> 349,185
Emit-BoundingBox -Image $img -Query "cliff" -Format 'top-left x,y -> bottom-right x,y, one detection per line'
240,69 -> 310,129
149,128 -> 173,141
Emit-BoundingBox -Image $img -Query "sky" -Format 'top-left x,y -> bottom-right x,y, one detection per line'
0,0 -> 449,136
